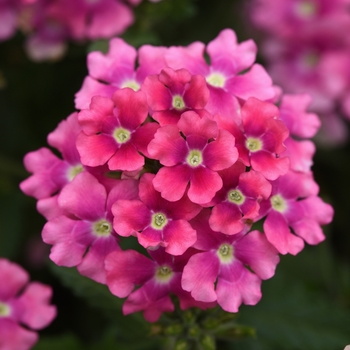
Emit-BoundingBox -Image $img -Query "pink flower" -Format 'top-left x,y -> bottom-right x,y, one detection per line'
75,38 -> 167,109
112,173 -> 201,255
236,97 -> 290,180
0,258 -> 56,350
42,171 -> 138,283
165,28 -> 275,120
77,88 -> 158,171
261,170 -> 334,255
105,247 -> 216,322
181,210 -> 280,313
148,111 -> 238,204
209,161 -> 272,235
142,67 -> 210,125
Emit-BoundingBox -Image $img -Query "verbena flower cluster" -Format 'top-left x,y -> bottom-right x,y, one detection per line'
20,29 -> 333,322
250,0 -> 350,144
0,0 -> 157,61
0,258 -> 56,350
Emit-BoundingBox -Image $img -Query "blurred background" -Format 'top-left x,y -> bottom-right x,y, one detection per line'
0,0 -> 349,349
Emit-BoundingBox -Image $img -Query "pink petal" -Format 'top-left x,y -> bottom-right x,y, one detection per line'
0,319 -> 38,350
105,250 -> 155,298
264,211 -> 304,255
108,142 -> 144,171
77,236 -> 120,284
153,165 -> 191,202
204,129 -> 238,171
75,76 -> 117,110
76,132 -> 117,167
0,259 -> 28,301
209,202 -> 244,235
112,200 -> 151,236
183,75 -> 210,109
251,151 -> 290,180
188,167 -> 223,204
226,64 -> 275,101
182,252 -> 219,302
16,282 -> 56,330
177,111 -> 218,139
131,122 -> 160,157
234,230 -> 280,280
58,172 -> 106,221
163,220 -> 197,255
147,125 -> 188,166
216,262 -> 262,312
112,88 -> 148,130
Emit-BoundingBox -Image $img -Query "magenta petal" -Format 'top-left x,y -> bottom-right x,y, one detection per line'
148,125 -> 187,166
137,227 -> 163,250
209,202 -> 243,235
226,64 -> 275,101
108,142 -> 144,171
204,130 -> 238,171
292,219 -> 325,245
177,111 -> 218,139
163,220 -> 197,256
153,165 -> 190,202
188,167 -> 223,204
239,170 -> 272,199
0,319 -> 38,350
112,200 -> 151,236
251,151 -> 290,181
234,230 -> 279,280
182,252 -> 219,302
112,88 -> 148,130
0,259 -> 28,300
131,122 -> 160,157
105,250 -> 155,298
16,282 -> 56,330
142,74 -> 172,110
264,211 -> 304,255
216,262 -> 262,312
183,75 -> 210,109
78,236 -> 120,284
58,172 -> 106,220
76,132 -> 117,167
75,76 -> 117,110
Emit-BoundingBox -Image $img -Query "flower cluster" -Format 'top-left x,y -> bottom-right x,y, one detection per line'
20,29 -> 333,322
0,258 -> 56,350
0,0 -> 157,61
250,0 -> 350,144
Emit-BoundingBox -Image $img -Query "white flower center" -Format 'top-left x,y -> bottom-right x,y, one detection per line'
93,219 -> 112,237
0,302 -> 11,317
296,1 -> 317,18
217,243 -> 234,264
155,265 -> 173,283
206,72 -> 226,88
67,164 -> 84,181
246,137 -> 262,152
113,127 -> 131,144
227,189 -> 245,205
186,150 -> 203,167
121,80 -> 140,91
151,212 -> 168,230
172,95 -> 185,110
270,194 -> 287,213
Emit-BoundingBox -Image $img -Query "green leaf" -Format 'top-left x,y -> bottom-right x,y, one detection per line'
33,333 -> 82,350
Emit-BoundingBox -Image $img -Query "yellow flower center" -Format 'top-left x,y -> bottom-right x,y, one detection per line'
67,164 -> 84,181
296,1 -> 317,18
